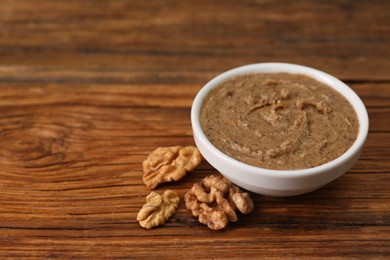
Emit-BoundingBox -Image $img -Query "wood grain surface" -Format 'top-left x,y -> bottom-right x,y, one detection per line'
0,0 -> 389,259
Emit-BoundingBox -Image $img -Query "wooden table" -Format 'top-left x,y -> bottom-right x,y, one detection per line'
0,1 -> 389,258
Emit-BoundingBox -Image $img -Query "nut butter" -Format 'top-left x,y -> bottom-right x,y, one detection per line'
200,73 -> 359,170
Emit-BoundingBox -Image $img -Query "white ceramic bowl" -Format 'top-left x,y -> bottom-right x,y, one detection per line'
191,63 -> 369,196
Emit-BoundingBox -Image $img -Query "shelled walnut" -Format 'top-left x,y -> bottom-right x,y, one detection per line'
137,190 -> 180,229
184,175 -> 254,230
142,146 -> 202,189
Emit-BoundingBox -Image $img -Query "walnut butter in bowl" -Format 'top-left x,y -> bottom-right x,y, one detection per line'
191,63 -> 369,196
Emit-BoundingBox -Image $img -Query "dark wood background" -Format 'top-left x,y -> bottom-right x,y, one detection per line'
0,1 -> 389,258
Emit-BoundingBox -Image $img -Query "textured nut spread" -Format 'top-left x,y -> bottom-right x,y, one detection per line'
200,73 -> 359,170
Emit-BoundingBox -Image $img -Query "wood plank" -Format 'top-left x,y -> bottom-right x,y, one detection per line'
0,0 -> 389,80
0,227 -> 389,258
0,83 -> 388,138
0,0 -> 389,258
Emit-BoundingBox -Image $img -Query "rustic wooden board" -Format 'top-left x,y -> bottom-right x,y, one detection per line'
0,0 -> 389,258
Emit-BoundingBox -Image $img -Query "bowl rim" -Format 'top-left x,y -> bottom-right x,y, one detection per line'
191,62 -> 369,178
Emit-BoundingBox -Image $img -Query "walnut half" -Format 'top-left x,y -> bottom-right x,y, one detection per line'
142,146 -> 202,189
184,175 -> 254,230
137,190 -> 180,229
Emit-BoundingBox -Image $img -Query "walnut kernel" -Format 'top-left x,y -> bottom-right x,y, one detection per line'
185,175 -> 254,230
137,190 -> 180,229
142,146 -> 202,189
